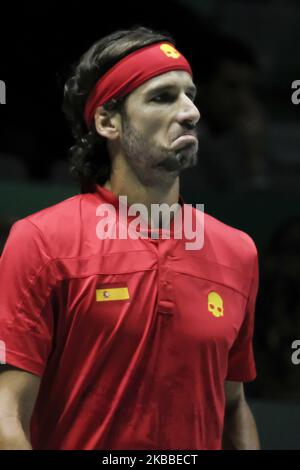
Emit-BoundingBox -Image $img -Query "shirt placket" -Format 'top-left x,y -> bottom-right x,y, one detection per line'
156,240 -> 175,316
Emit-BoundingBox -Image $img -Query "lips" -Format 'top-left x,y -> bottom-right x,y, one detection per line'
170,133 -> 198,150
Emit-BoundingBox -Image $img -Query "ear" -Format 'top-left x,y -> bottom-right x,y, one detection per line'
94,106 -> 121,140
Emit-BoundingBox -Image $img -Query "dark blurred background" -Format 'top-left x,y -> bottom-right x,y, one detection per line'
0,0 -> 300,449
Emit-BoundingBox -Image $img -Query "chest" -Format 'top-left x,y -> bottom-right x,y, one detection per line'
54,244 -> 249,351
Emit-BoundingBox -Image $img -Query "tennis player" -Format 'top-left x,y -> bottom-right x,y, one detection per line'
0,26 -> 260,450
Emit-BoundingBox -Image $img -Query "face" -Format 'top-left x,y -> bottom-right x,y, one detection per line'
118,71 -> 200,187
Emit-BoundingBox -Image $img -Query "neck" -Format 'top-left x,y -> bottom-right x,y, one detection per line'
104,168 -> 180,229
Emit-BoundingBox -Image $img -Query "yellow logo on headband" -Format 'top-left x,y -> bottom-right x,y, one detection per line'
160,44 -> 181,59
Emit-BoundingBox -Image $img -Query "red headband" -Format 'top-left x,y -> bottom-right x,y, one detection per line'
84,42 -> 193,129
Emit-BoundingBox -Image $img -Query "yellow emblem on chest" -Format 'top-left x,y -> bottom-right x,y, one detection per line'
208,291 -> 224,317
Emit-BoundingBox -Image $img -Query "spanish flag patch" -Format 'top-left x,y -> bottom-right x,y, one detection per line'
96,287 -> 130,302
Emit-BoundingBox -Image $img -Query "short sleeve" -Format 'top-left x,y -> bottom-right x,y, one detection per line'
0,219 -> 55,376
226,247 -> 259,382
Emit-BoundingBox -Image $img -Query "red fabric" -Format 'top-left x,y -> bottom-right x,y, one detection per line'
0,186 -> 258,450
84,42 -> 192,128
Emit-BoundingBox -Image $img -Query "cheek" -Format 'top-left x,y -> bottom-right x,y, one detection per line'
134,110 -> 169,138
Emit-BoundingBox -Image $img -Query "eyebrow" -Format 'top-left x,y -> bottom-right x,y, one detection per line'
144,83 -> 197,97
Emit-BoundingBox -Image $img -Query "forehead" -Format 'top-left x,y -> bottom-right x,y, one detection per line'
132,70 -> 195,96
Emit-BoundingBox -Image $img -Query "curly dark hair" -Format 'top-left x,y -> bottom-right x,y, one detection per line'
62,26 -> 175,193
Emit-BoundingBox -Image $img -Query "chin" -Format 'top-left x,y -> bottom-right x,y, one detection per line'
152,147 -> 198,172
176,150 -> 198,171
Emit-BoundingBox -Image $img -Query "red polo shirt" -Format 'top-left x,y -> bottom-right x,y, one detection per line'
0,185 -> 258,450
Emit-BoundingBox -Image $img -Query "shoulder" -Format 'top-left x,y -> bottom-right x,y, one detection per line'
194,207 -> 258,272
8,192 -> 99,260
204,210 -> 257,254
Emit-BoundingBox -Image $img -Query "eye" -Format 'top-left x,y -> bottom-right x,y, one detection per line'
186,92 -> 197,102
150,91 -> 196,104
150,92 -> 175,103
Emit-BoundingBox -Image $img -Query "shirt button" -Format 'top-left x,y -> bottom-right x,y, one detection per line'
103,291 -> 110,298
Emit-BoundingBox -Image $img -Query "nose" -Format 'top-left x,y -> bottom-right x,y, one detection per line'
176,94 -> 201,127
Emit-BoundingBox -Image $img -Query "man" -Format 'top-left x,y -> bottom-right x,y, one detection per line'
0,26 -> 260,450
